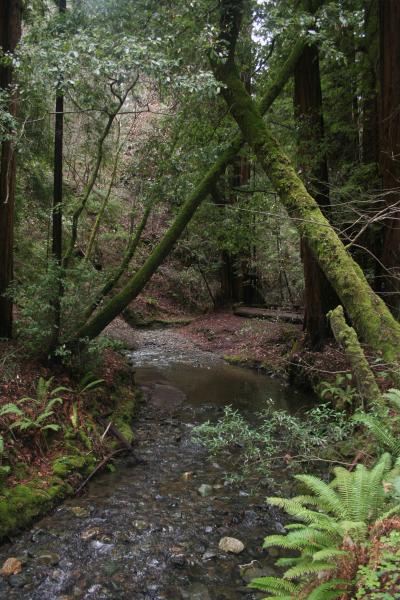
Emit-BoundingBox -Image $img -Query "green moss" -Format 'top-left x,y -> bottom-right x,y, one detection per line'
52,454 -> 86,477
0,482 -> 67,539
111,385 -> 136,445
0,365 -> 137,541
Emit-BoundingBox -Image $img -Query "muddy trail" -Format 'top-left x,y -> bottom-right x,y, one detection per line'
0,329 -> 310,600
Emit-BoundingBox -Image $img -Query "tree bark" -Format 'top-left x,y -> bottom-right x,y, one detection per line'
0,0 -> 22,339
67,38 -> 308,344
328,305 -> 382,409
50,0 -> 67,351
377,0 -> 400,318
294,42 -> 339,348
362,0 -> 379,165
211,26 -> 400,364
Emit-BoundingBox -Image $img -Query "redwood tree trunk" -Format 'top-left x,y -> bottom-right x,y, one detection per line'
0,0 -> 22,339
50,0 -> 67,350
378,0 -> 400,317
294,43 -> 339,348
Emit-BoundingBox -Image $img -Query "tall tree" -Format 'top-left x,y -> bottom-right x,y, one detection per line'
50,0 -> 67,349
294,36 -> 339,348
362,0 -> 379,165
211,0 -> 400,365
377,0 -> 400,317
0,0 -> 22,339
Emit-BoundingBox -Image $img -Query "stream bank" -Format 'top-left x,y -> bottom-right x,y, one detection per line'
0,326 -> 312,599
0,351 -> 137,542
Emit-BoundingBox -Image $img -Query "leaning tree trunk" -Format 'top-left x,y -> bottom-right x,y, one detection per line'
211,30 -> 400,364
377,0 -> 400,318
0,0 -> 22,339
67,37 -> 309,345
294,41 -> 339,348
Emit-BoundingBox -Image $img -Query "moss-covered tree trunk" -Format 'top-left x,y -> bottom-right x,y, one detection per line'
67,38 -> 308,345
328,305 -> 382,409
211,36 -> 400,364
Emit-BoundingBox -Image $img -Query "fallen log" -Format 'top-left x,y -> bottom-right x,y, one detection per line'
233,306 -> 303,324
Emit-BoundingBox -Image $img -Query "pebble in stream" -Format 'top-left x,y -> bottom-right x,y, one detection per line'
0,329 -> 305,599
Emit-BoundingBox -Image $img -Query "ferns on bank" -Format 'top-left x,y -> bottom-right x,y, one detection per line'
249,453 -> 400,599
353,388 -> 400,457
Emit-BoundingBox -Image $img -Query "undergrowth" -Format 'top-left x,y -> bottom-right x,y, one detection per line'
192,400 -> 354,488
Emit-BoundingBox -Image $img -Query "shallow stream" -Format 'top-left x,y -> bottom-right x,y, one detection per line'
0,329 -> 310,599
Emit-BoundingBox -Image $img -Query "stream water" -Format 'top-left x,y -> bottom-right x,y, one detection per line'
0,329 -> 311,600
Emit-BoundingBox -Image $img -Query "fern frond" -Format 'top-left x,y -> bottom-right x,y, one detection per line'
294,474 -> 343,518
284,560 -> 334,580
374,502 -> 400,523
354,413 -> 400,457
248,576 -> 298,594
312,548 -> 348,562
383,388 -> 400,411
306,579 -> 350,600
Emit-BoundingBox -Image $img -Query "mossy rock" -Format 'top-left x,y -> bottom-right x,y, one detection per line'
52,454 -> 87,478
0,481 -> 67,539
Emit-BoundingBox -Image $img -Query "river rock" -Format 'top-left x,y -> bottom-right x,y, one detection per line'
80,527 -> 101,541
36,552 -> 60,566
239,560 -> 276,583
169,553 -> 186,568
198,484 -> 213,497
1,557 -> 22,576
218,537 -> 245,554
202,550 -> 217,561
8,573 -> 30,588
69,506 -> 90,518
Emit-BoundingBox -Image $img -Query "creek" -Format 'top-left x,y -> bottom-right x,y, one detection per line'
0,329 -> 311,600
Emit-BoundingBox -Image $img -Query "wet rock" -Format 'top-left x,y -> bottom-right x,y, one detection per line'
169,553 -> 186,568
198,484 -> 213,497
36,552 -> 60,566
275,521 -> 286,533
218,537 -> 245,554
1,557 -> 22,576
133,519 -> 147,531
80,526 -> 101,541
181,583 -> 211,600
8,572 -> 31,588
202,550 -> 217,561
104,560 -> 120,576
31,528 -> 52,543
69,506 -> 90,518
239,560 -> 276,583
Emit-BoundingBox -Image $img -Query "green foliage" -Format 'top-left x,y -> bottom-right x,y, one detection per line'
76,372 -> 105,394
354,530 -> 400,599
9,377 -> 69,438
318,374 -> 358,409
7,264 -> 60,356
353,389 -> 400,458
192,401 -> 353,487
250,454 -> 400,599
